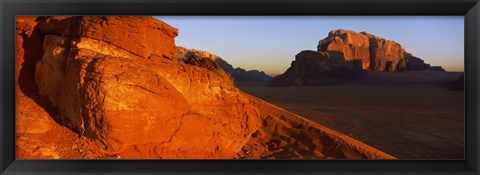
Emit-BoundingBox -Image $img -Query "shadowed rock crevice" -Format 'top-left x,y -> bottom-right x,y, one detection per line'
16,17 -> 66,134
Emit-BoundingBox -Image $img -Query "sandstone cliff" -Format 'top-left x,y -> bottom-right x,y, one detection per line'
176,46 -> 273,83
17,16 -> 261,158
271,29 -> 443,86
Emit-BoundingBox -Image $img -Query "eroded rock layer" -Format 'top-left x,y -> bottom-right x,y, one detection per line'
20,16 -> 260,158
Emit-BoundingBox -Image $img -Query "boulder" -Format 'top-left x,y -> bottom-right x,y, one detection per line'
30,16 -> 260,158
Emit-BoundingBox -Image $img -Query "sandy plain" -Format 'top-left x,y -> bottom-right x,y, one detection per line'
238,70 -> 464,159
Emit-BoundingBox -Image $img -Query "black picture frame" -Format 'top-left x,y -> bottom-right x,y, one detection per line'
1,0 -> 479,174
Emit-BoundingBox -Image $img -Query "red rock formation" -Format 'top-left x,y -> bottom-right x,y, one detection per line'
19,16 -> 260,158
318,30 -> 371,70
271,29 -> 442,86
317,30 -> 425,72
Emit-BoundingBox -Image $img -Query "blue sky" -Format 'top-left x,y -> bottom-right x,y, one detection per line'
155,16 -> 464,75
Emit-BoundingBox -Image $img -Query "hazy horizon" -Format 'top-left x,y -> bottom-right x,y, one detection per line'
156,16 -> 464,75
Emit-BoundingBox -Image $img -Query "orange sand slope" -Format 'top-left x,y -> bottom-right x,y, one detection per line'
238,92 -> 396,159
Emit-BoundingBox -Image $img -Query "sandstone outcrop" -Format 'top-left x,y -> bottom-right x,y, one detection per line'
176,46 -> 273,83
20,16 -> 260,158
271,29 -> 443,86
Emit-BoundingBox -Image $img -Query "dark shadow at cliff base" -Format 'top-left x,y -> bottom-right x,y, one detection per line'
17,22 -> 77,135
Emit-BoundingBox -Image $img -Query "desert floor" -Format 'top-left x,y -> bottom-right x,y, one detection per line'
238,70 -> 464,159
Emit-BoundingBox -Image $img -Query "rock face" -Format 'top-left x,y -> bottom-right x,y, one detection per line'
176,46 -> 273,83
271,29 -> 443,86
23,16 -> 260,158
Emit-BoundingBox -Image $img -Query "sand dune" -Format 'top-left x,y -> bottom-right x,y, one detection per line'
237,93 -> 396,159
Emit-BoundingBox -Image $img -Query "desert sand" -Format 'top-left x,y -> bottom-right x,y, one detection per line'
236,92 -> 395,159
239,70 -> 464,159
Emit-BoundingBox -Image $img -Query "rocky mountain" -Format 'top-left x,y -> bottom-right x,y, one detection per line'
17,16 -> 261,158
271,29 -> 444,86
176,46 -> 273,83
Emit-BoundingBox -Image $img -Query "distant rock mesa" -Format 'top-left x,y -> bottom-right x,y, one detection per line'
271,29 -> 444,86
176,46 -> 273,83
18,16 -> 260,158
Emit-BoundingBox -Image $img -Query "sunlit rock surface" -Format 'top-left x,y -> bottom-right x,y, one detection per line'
25,16 -> 260,158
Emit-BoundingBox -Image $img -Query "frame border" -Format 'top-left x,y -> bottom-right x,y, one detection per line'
1,0 -> 479,174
